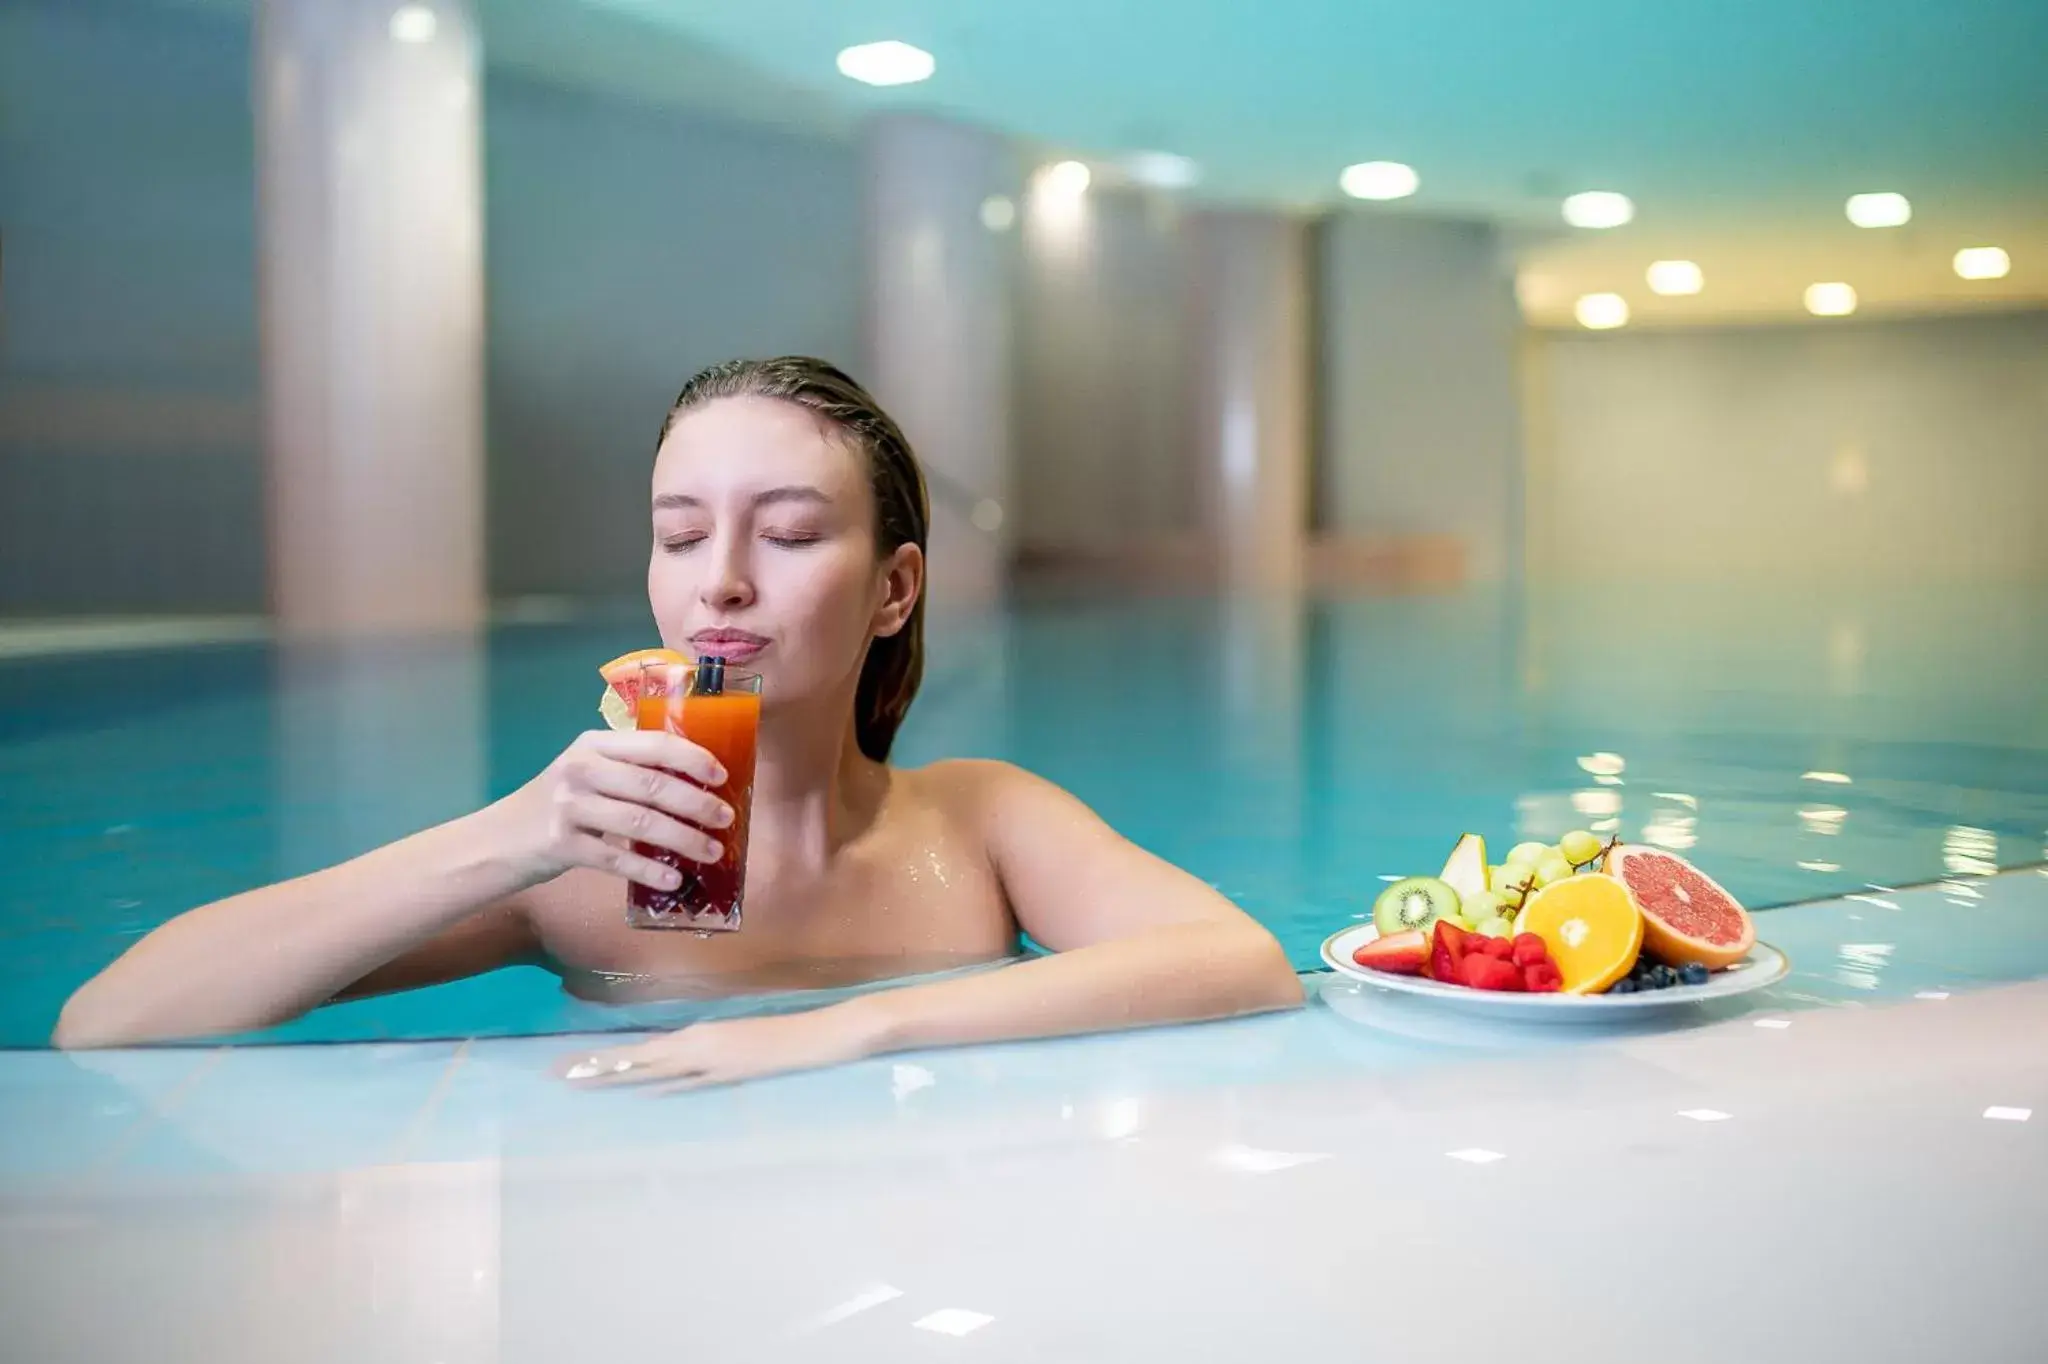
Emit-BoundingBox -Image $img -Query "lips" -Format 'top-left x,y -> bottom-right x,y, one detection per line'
689,630 -> 769,663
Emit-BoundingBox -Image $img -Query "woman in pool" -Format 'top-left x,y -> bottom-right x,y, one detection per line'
56,356 -> 1302,1083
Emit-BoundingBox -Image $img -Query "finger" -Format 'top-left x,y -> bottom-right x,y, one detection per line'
563,832 -> 690,890
570,795 -> 724,865
582,756 -> 734,831
558,1042 -> 700,1087
584,729 -> 728,788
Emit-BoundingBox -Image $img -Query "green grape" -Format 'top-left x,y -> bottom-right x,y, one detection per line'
1532,852 -> 1574,888
1559,830 -> 1603,866
1462,889 -> 1506,922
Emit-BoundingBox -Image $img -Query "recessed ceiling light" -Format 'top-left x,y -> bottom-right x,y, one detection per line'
835,40 -> 936,87
1805,282 -> 1858,316
1845,192 -> 1911,228
1984,1107 -> 2032,1123
1574,293 -> 1630,329
1678,1109 -> 1733,1122
1339,161 -> 1419,201
389,4 -> 437,43
978,195 -> 1015,232
1036,159 -> 1092,200
1645,260 -> 1703,295
1954,246 -> 2011,280
1126,151 -> 1200,189
1562,191 -> 1634,229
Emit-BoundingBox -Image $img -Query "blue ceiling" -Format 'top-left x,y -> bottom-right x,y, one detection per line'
607,0 -> 2048,218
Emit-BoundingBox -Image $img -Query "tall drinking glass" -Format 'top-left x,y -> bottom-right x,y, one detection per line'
625,659 -> 761,931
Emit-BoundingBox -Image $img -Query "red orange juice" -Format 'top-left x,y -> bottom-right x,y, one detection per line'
626,661 -> 761,931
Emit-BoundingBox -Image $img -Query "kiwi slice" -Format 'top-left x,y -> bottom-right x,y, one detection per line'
1373,876 -> 1462,937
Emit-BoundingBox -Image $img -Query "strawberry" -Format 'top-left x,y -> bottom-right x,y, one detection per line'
1522,960 -> 1564,993
1511,933 -> 1550,967
1353,930 -> 1429,975
1459,954 -> 1524,992
1479,935 -> 1515,961
1431,920 -> 1469,982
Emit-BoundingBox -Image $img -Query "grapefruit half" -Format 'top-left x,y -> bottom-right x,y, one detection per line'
596,647 -> 688,731
1604,844 -> 1755,969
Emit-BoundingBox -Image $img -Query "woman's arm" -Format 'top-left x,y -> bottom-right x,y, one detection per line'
54,725 -> 734,1049
560,761 -> 1301,1087
52,808 -> 544,1048
854,761 -> 1304,1049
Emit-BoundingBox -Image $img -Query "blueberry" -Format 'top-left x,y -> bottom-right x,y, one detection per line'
1609,978 -> 1636,995
1681,963 -> 1710,987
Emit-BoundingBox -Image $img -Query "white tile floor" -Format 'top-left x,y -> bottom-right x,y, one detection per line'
4,872 -> 2046,1360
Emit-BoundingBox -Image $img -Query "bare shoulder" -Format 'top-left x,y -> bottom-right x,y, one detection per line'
900,759 -> 1115,865
900,758 -> 1087,828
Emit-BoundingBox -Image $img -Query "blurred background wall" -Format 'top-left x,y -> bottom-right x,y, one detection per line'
2,0 -> 2044,621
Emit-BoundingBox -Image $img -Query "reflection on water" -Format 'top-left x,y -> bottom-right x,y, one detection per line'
1,580 -> 2044,1044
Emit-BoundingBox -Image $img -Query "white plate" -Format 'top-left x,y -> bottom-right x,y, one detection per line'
1319,923 -> 1790,1024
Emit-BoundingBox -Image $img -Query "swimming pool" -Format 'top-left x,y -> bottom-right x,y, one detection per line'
2,582 -> 2043,1048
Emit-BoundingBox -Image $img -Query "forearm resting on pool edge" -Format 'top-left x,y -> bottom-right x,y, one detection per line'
50,809 -> 531,1049
838,918 -> 1305,1057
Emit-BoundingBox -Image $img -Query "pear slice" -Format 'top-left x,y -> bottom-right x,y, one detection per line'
1439,833 -> 1489,903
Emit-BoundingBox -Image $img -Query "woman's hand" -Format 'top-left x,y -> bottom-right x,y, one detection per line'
489,729 -> 735,891
556,1006 -> 881,1090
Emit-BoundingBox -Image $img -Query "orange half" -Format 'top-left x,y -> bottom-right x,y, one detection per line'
1515,873 -> 1644,995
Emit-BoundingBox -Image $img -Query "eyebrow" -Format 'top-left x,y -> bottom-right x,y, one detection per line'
653,486 -> 834,511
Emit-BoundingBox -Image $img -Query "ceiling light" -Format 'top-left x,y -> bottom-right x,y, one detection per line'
1984,1107 -> 2033,1123
1446,1148 -> 1506,1164
1678,1109 -> 1733,1122
1036,159 -> 1092,199
1126,151 -> 1200,189
835,40 -> 935,87
1954,246 -> 2011,280
1646,260 -> 1703,295
1562,191 -> 1634,229
1845,192 -> 1910,228
389,4 -> 437,43
1805,282 -> 1858,316
1802,771 -> 1852,784
1574,293 -> 1630,329
978,195 -> 1015,232
1339,161 -> 1419,200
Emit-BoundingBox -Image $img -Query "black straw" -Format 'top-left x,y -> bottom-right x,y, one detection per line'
695,656 -> 726,695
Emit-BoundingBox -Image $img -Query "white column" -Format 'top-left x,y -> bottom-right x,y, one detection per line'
255,0 -> 486,636
1318,212 -> 1523,584
1185,211 -> 1311,594
862,114 -> 1017,613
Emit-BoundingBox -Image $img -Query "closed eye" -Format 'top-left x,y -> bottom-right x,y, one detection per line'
763,532 -> 822,548
659,534 -> 706,554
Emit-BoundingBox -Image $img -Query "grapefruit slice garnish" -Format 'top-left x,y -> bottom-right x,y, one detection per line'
596,647 -> 688,731
1604,845 -> 1755,969
1516,873 -> 1644,994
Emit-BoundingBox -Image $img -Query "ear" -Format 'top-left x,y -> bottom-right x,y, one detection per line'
871,542 -> 924,639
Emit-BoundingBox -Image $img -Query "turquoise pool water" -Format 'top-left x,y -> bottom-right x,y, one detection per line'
2,584 -> 2044,1048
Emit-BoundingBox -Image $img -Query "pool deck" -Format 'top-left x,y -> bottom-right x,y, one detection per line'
3,866 -> 2045,1358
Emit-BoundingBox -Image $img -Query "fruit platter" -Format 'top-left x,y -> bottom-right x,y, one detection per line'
1320,832 -> 1789,1022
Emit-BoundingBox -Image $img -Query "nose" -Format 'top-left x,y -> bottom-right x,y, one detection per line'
700,535 -> 755,612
